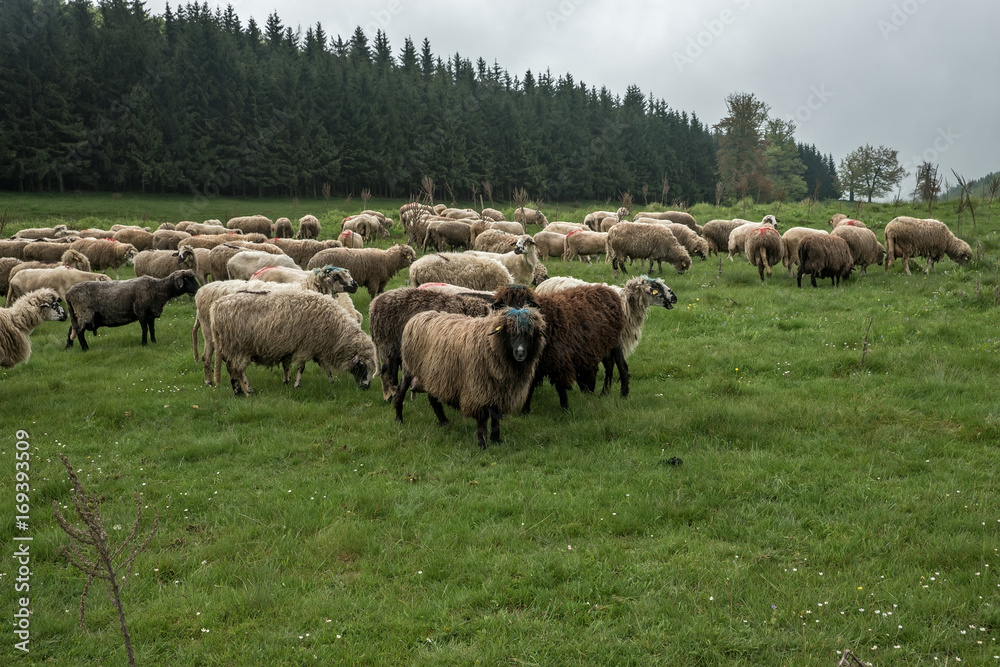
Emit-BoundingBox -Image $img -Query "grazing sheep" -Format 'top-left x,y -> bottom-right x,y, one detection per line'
369,287 -> 493,400
112,228 -> 154,251
208,241 -> 285,281
8,249 -> 92,281
342,214 -> 386,242
701,219 -> 748,257
780,227 -> 828,277
189,247 -> 213,285
13,225 -> 70,240
226,215 -> 273,236
513,207 -> 549,227
133,248 -> 198,280
797,235 -> 853,288
109,224 -> 150,233
226,250 -> 299,281
599,217 -> 621,233
152,229 -> 192,250
563,230 -> 608,262
156,222 -> 177,232
360,209 -> 392,228
831,225 -> 885,276
829,213 -> 867,229
884,216 -> 973,275
0,288 -> 67,368
69,239 -> 138,278
584,210 -> 619,231
297,214 -> 322,240
491,283 -> 627,411
211,289 -> 378,394
268,238 -> 343,268
727,216 -> 779,260
607,222 -> 691,275
22,242 -> 76,263
542,221 -> 588,235
473,229 -> 523,254
481,208 -> 505,221
443,208 -> 479,220
177,233 -> 256,250
176,221 -> 232,236
422,219 -> 473,251
466,236 -> 541,285
338,229 -> 364,248
250,265 -> 361,324
634,211 -> 701,233
0,258 -> 22,298
306,245 -> 417,298
65,270 -> 200,350
75,229 -> 116,240
533,231 -> 566,259
657,222 -> 708,260
0,240 -> 31,259
483,220 -> 524,236
273,217 -> 294,238
7,267 -> 111,302
744,226 -> 785,282
395,306 -> 547,448
409,252 -> 514,291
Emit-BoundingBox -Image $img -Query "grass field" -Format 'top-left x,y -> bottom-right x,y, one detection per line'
2,192 -> 999,664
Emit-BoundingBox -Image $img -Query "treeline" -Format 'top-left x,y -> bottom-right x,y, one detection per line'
0,0 -> 727,203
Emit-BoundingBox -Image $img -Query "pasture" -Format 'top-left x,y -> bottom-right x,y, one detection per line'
1,192 -> 999,664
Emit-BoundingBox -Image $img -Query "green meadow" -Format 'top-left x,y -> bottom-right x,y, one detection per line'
1,192 -> 999,665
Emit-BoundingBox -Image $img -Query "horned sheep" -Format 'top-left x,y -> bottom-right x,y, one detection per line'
883,216 -> 972,275
395,306 -> 547,448
306,245 -> 417,298
606,222 -> 691,275
0,288 -> 67,368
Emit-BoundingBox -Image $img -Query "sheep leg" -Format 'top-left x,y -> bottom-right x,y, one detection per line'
427,395 -> 449,425
488,405 -> 503,444
191,320 -> 201,362
902,254 -> 912,275
147,318 -> 156,343
811,273 -> 818,288
381,355 -> 401,403
757,262 -> 766,282
612,348 -> 629,398
394,372 -> 413,422
76,327 -> 89,351
796,267 -> 804,288
600,356 -> 615,396
139,320 -> 148,345
282,361 -> 292,385
520,376 -> 541,416
555,383 -> 570,411
475,414 -> 490,449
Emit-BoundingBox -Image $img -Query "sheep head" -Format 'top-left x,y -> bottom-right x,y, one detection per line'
491,307 -> 546,363
947,236 -> 973,265
316,266 -> 358,294
348,354 -> 378,389
646,278 -> 677,309
28,288 -> 68,322
491,284 -> 538,311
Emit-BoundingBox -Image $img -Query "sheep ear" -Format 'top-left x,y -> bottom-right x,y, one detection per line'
487,324 -> 503,336
174,275 -> 184,289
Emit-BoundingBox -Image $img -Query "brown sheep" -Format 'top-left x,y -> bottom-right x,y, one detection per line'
273,217 -> 294,238
268,238 -> 343,267
7,268 -> 111,303
112,228 -> 154,251
67,239 -> 138,278
831,225 -> 885,276
780,227 -> 828,277
532,231 -> 566,259
797,235 -> 853,287
606,222 -> 691,275
306,245 -> 417,298
152,229 -> 192,250
208,241 -> 285,281
701,219 -> 746,258
744,226 -> 785,282
297,214 -> 322,240
226,215 -> 273,236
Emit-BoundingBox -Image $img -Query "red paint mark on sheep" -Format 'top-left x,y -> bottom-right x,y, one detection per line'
756,227 -> 778,236
566,230 -> 583,237
250,267 -> 276,280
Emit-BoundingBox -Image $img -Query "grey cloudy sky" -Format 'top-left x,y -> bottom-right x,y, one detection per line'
151,0 -> 999,189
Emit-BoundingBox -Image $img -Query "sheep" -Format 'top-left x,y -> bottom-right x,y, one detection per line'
22,242 -> 77,263
369,287 -> 494,400
177,233 -> 257,250
532,231 -> 566,259
402,210 -> 442,248
342,214 -> 386,242
563,230 -> 608,262
69,239 -> 138,278
657,222 -> 708,260
408,252 -> 514,291
606,222 -> 691,276
8,249 -> 91,281
481,208 -> 505,221
422,219 -> 473,251
226,215 -> 273,236
466,236 -> 541,285
176,221 -> 232,236
416,282 -> 493,296
0,288 -> 67,368
831,225 -> 885,276
443,208 -> 479,220
267,238 -> 343,268
208,241 -> 285,281
0,258 -> 22,298
226,250 -> 300,281
884,216 -> 972,275
189,247 -> 213,285
513,207 -> 549,227
65,270 -> 200,351
433,204 -> 447,215
7,268 -> 111,303
0,240 -> 31,259
780,227 -> 828,277
156,222 -> 177,231
584,210 -> 619,231
542,221 -> 588,235
395,306 -> 547,448
133,248 -> 198,280
250,265 -> 362,324
483,220 -> 524,236
797,235 -> 853,288
360,210 -> 393,230
211,288 -> 378,394
472,229 -> 523,254
297,214 -> 322,240
109,224 -> 150,233
829,213 -> 867,229
13,225 -> 69,240
532,262 -> 549,286
634,211 -> 701,233
273,217 -> 294,238
338,229 -> 364,249
491,284 -> 627,411
599,217 -> 621,233
744,226 -> 785,282
306,245 -> 417,298
702,219 -> 747,257
153,229 -> 192,250
727,216 -> 779,260
112,228 -> 154,251
75,229 -> 116,240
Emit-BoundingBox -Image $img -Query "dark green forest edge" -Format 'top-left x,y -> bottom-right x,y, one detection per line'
1,0 -> 840,204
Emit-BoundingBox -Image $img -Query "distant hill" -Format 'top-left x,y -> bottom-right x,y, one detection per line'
941,171 -> 999,200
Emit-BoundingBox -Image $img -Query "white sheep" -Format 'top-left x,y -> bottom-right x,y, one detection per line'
0,288 -> 67,368
226,250 -> 300,281
884,216 -> 972,274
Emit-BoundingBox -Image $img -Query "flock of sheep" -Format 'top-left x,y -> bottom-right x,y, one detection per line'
0,204 -> 974,447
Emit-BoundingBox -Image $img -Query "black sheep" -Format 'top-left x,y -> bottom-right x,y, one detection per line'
64,270 -> 200,350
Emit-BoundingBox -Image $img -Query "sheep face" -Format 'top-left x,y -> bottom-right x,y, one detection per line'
348,354 -> 377,389
315,266 -> 358,293
947,237 -> 973,265
124,247 -> 138,265
492,308 -> 544,363
647,278 -> 677,309
513,236 -> 535,256
172,271 -> 201,295
762,215 -> 779,228
39,292 -> 68,322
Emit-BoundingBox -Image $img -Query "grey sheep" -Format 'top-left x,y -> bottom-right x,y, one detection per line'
780,227 -> 828,277
69,238 -> 138,278
65,270 -> 201,350
307,245 -> 417,298
0,288 -> 67,368
744,226 -> 785,282
273,217 -> 294,238
409,252 -> 513,291
268,238 -> 343,268
797,235 -> 853,288
152,229 -> 192,250
395,306 -> 547,448
701,219 -> 746,257
211,288 -> 378,394
7,267 -> 111,303
884,216 -> 972,275
112,228 -> 154,251
369,287 -> 493,401
473,229 -> 523,254
133,247 -> 199,280
297,214 -> 322,240
226,215 -> 273,236
422,219 -> 474,251
563,230 -> 608,262
606,222 -> 691,275
831,225 -> 885,276
0,240 -> 31,259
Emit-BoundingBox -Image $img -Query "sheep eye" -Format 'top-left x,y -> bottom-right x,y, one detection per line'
652,290 -> 659,295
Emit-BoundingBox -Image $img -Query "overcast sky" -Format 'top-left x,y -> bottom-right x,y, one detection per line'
149,0 -> 999,190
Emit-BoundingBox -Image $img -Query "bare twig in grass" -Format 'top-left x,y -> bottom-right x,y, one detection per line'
854,199 -> 864,219
641,183 -> 649,207
0,208 -> 10,238
715,181 -> 723,208
444,182 -> 456,206
987,175 -> 1000,227
482,180 -> 494,207
837,649 -> 867,667
360,188 -> 372,209
52,453 -> 158,667
995,261 -> 999,306
663,173 -> 671,206
952,170 -> 977,231
512,187 -> 528,223
344,192 -> 353,206
858,317 -> 873,370
717,254 -> 724,278
321,182 -> 331,212
420,175 -> 435,205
